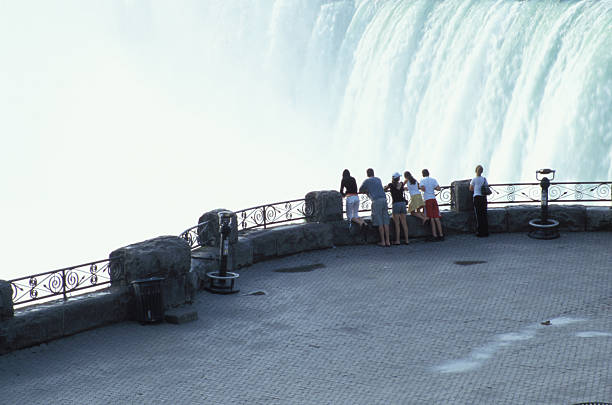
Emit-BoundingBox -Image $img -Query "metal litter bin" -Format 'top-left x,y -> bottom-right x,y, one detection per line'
131,277 -> 165,324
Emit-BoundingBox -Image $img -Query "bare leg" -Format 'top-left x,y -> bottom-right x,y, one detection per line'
399,214 -> 409,244
392,214 -> 400,244
430,217 -> 438,237
434,218 -> 443,237
419,207 -> 429,224
377,225 -> 386,246
410,210 -> 428,224
383,224 -> 391,246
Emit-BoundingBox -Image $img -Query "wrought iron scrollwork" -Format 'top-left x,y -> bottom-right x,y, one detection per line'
10,258 -> 117,308
234,199 -> 312,231
435,186 -> 452,207
180,221 -> 211,250
303,199 -> 315,217
11,181 -> 610,309
486,182 -> 612,205
355,186 -> 451,214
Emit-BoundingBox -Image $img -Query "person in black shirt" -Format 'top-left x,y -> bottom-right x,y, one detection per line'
340,169 -> 365,228
384,172 -> 410,244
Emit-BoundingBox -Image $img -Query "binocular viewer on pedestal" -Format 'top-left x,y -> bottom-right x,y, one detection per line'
205,211 -> 240,294
528,168 -> 560,240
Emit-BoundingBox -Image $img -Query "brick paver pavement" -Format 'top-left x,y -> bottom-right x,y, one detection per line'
0,232 -> 611,405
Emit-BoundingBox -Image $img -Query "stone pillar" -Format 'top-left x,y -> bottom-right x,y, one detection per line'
451,180 -> 473,212
305,190 -> 343,223
109,236 -> 192,308
197,209 -> 238,248
0,280 -> 14,320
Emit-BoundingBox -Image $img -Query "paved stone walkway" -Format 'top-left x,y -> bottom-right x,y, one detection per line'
1,232 -> 611,405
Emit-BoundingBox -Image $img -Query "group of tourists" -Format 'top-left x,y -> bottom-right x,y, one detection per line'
340,166 -> 490,246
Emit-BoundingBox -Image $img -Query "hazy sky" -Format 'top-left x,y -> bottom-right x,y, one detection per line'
0,1 -> 337,279
2,0 -> 610,280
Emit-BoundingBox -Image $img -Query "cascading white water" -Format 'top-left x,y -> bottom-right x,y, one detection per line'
201,0 -> 612,182
1,0 -> 610,279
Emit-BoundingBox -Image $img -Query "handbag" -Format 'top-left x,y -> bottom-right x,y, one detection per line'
480,177 -> 492,196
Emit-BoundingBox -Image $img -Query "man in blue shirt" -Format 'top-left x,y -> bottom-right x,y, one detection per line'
359,168 -> 390,247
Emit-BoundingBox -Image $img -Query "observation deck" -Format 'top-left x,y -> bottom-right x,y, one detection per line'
1,232 -> 611,404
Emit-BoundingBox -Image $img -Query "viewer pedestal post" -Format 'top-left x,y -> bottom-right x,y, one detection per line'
205,211 -> 239,294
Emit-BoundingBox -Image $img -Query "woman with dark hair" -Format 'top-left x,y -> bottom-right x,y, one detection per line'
469,164 -> 489,237
404,171 -> 428,224
340,169 -> 365,228
384,172 -> 410,244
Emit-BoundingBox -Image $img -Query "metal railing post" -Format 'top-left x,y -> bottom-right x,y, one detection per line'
62,268 -> 67,301
263,206 -> 267,229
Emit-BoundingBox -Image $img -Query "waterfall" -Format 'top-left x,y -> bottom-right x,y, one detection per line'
0,0 -> 610,279
199,0 -> 612,182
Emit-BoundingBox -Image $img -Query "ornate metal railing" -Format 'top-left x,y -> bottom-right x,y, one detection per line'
436,186 -> 452,207
487,182 -> 611,205
179,220 -> 212,250
353,186 -> 452,213
12,181 -> 608,309
347,182 -> 610,214
235,198 -> 313,231
9,258 -> 123,308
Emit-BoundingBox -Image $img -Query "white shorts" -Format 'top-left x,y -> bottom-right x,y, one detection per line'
346,195 -> 360,221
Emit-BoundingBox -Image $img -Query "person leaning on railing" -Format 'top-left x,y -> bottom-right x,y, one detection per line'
384,172 -> 410,245
340,169 -> 366,229
404,171 -> 428,225
359,168 -> 391,247
419,168 -> 444,241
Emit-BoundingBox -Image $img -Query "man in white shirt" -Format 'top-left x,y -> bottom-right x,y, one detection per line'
419,169 -> 444,241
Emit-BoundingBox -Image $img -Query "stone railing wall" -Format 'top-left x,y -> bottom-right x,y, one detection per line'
2,187 -> 610,355
189,190 -> 612,284
1,236 -> 196,355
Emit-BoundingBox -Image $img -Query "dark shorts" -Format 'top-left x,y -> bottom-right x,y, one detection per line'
425,199 -> 441,219
392,201 -> 407,215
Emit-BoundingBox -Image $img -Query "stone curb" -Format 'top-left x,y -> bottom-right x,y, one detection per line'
0,288 -> 131,355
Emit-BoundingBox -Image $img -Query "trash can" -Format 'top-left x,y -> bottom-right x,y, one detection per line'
131,277 -> 165,324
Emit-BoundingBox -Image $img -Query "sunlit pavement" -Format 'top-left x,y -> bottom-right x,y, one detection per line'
1,232 -> 611,405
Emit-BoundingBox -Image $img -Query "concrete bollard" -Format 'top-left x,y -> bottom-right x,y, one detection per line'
109,236 -> 192,309
305,190 -> 343,223
0,280 -> 14,320
451,179 -> 474,212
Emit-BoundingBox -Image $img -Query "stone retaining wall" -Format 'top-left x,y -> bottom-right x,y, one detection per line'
189,197 -> 612,285
1,236 -> 196,355
2,189 -> 610,355
0,288 -> 131,355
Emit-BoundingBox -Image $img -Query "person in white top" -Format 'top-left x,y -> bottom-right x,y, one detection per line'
419,169 -> 444,241
469,164 -> 489,237
403,171 -> 428,224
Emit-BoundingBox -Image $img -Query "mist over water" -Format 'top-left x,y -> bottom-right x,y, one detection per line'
1,0 -> 610,278
208,0 -> 611,181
